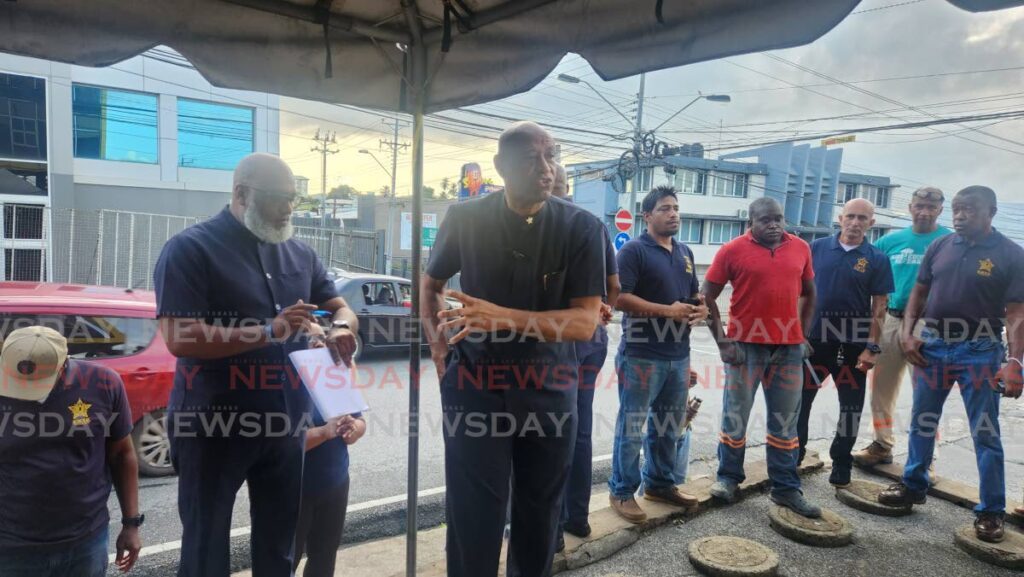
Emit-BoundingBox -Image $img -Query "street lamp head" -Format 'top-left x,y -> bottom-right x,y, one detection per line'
359,149 -> 370,154
557,73 -> 581,84
704,94 -> 731,103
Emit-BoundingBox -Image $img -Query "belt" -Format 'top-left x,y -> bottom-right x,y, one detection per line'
887,308 -> 904,319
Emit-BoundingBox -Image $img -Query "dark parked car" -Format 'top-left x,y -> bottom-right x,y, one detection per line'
332,273 -> 444,360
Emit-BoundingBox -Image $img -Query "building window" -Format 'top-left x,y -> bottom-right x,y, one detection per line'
869,228 -> 888,244
678,218 -> 702,244
672,169 -> 705,195
707,220 -> 743,245
178,98 -> 254,170
710,173 -> 747,198
3,248 -> 43,281
0,164 -> 48,197
73,85 -> 159,164
840,183 -> 856,204
3,204 -> 44,240
0,73 -> 48,162
875,187 -> 890,208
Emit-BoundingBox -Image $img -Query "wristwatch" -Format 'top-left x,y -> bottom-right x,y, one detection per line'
866,342 -> 882,354
122,514 -> 145,528
331,319 -> 351,331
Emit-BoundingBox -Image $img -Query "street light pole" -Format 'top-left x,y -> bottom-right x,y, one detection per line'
557,72 -> 731,237
360,148 -> 396,274
629,72 -> 645,238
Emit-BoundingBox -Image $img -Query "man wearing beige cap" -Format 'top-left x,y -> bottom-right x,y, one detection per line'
854,186 -> 950,467
0,326 -> 142,576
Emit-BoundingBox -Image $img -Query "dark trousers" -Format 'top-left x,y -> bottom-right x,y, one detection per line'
171,434 -> 303,577
441,382 -> 576,577
293,480 -> 350,577
797,341 -> 868,472
562,345 -> 607,526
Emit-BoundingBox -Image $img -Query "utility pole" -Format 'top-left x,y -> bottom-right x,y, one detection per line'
311,128 -> 339,228
380,117 -> 409,275
629,72 -> 646,237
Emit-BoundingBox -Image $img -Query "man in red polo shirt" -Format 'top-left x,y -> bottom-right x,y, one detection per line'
701,197 -> 821,518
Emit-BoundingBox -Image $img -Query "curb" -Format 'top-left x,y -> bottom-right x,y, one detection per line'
859,461 -> 1024,526
551,453 -> 824,573
235,454 -> 825,576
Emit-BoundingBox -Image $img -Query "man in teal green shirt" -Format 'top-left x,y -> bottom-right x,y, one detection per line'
854,187 -> 951,466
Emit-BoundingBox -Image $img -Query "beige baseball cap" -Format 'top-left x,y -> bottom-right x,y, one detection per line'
0,326 -> 68,402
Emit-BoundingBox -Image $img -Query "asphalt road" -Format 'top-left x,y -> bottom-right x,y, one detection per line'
106,326 -> 1023,575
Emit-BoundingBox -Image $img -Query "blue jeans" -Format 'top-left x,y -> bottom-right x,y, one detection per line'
717,342 -> 803,495
562,345 -> 608,526
0,526 -> 108,577
673,428 -> 693,484
902,335 -> 1005,514
609,353 -> 689,499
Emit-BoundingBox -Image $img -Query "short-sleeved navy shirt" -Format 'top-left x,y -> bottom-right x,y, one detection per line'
0,360 -> 132,551
154,207 -> 338,433
426,192 -> 607,391
808,234 -> 894,343
617,233 -> 700,360
917,228 -> 1024,339
301,404 -> 360,495
576,232 -> 618,359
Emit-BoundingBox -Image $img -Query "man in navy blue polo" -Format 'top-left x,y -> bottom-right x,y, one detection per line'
421,122 -> 606,577
880,186 -> 1024,543
154,153 -> 359,577
608,185 -> 707,524
551,164 -> 621,542
796,198 -> 893,487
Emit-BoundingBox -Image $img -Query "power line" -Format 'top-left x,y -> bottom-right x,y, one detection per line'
763,53 -> 1024,155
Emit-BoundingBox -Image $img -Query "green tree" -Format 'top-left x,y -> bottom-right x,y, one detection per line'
439,177 -> 459,199
328,184 -> 359,199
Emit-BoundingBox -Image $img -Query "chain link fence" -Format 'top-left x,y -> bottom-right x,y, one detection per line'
0,203 -> 379,289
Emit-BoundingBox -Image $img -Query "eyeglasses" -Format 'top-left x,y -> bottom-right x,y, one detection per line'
912,188 -> 944,202
244,185 -> 299,205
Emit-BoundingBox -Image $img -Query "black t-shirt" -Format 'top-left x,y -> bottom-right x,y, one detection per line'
0,360 -> 132,551
427,193 -> 607,390
918,229 -> 1024,339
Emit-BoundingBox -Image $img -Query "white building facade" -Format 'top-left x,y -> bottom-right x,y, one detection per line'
0,48 -> 280,281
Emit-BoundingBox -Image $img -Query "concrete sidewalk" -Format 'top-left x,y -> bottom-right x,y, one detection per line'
235,455 -> 827,577
562,465 -> 1024,577
234,448 -> 1024,577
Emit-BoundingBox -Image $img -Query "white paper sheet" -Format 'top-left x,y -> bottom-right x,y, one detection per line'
288,348 -> 368,418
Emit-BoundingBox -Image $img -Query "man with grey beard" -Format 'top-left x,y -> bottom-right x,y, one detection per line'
154,153 -> 358,577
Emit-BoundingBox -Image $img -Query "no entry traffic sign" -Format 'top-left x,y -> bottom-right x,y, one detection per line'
615,209 -> 633,232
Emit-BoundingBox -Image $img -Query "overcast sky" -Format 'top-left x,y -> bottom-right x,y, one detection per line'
280,0 -> 1024,224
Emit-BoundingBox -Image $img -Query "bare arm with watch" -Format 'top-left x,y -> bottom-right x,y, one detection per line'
317,296 -> 359,365
996,302 -> 1024,399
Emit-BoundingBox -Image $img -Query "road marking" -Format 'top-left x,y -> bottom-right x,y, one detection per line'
126,453 -> 614,560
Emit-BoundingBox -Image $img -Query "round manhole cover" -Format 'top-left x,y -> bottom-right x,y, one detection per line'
768,505 -> 853,547
688,536 -> 779,577
954,525 -> 1024,570
836,479 -> 913,517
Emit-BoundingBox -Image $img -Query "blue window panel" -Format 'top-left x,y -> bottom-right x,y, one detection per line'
177,99 -> 254,170
0,72 -> 48,161
677,218 -> 703,244
707,220 -> 743,245
72,85 -> 158,164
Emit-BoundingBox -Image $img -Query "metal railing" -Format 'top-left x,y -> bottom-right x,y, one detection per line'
0,203 -> 380,289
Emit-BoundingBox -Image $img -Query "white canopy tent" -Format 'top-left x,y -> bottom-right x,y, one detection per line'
4,0 -> 1020,573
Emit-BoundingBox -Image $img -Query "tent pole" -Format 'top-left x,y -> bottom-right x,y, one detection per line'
404,1 -> 427,575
